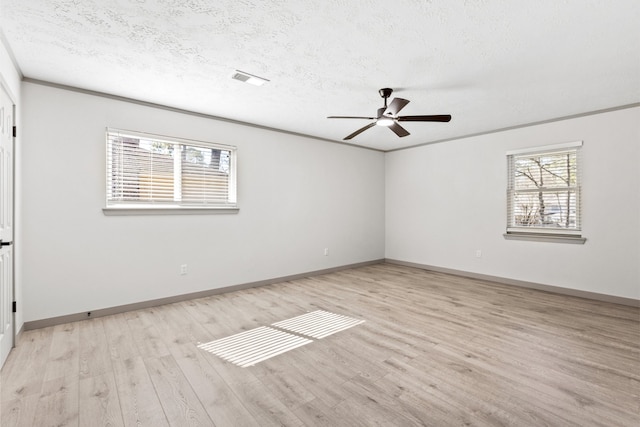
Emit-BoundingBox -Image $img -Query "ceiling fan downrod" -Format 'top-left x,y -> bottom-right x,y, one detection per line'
378,88 -> 393,108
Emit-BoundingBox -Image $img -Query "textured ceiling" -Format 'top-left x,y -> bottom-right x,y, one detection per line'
1,0 -> 639,151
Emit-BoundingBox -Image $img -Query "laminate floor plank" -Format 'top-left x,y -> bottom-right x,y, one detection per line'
466,330 -> 640,405
234,287 -> 303,325
110,356 -> 170,427
332,389 -> 417,427
254,348 -> 349,409
78,319 -> 113,380
32,376 -> 79,427
381,356 -> 514,427
405,346 -> 584,427
224,378 -> 304,427
331,330 -> 416,365
124,309 -> 171,360
0,394 -> 39,427
174,345 -> 261,427
1,328 -> 53,401
293,396 -> 378,427
78,372 -> 124,427
213,292 -> 265,333
152,302 -> 216,351
144,355 -> 213,427
150,303 -> 263,426
179,297 -> 239,338
43,323 -> 80,383
2,263 -> 638,426
199,353 -> 261,392
181,300 -> 264,391
302,335 -> 389,383
252,362 -> 317,411
102,313 -> 140,361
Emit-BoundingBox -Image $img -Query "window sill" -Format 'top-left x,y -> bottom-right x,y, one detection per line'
103,207 -> 239,216
503,233 -> 586,244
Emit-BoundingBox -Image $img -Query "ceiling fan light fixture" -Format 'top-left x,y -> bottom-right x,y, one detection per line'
328,88 -> 452,140
376,117 -> 394,127
232,70 -> 269,86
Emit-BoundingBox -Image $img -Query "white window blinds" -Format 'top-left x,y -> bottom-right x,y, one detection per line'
106,128 -> 236,208
507,141 -> 582,235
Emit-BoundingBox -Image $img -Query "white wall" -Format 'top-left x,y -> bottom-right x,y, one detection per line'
386,107 -> 640,300
19,81 -> 639,324
21,82 -> 385,322
0,36 -> 22,333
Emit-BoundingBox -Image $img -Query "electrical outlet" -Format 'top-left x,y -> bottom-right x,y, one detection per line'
475,250 -> 482,258
180,264 -> 188,275
324,248 -> 329,256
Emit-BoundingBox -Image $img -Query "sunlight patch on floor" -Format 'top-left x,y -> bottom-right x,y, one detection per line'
198,310 -> 364,367
197,326 -> 312,367
272,310 -> 365,339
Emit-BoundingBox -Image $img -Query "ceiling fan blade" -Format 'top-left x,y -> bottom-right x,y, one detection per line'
343,122 -> 376,140
389,122 -> 410,138
384,98 -> 410,116
397,115 -> 452,122
327,116 -> 376,119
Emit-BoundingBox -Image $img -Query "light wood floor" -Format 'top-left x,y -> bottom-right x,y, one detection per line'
1,263 -> 639,426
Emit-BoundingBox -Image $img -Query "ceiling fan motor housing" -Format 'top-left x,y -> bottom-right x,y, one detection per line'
379,88 -> 393,99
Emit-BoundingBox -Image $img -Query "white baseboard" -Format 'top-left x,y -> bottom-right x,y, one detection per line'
23,257 -> 638,331
384,259 -> 639,307
23,259 -> 385,331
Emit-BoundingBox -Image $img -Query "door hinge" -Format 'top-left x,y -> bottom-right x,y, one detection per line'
12,126 -> 16,138
12,301 -> 16,313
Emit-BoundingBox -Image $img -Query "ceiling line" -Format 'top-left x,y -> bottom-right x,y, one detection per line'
22,77 -> 384,153
20,78 -> 640,154
386,103 -> 640,153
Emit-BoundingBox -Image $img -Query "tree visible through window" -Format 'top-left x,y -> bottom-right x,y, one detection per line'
507,142 -> 582,235
106,129 -> 236,208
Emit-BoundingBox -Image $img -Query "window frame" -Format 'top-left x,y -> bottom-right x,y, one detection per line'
504,141 -> 585,244
103,128 -> 238,215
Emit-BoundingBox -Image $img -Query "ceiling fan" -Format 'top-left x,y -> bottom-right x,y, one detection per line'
327,88 -> 451,140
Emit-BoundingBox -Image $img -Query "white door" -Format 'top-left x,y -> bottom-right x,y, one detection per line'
0,84 -> 14,368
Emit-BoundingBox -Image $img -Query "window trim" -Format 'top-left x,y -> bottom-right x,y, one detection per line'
102,206 -> 239,215
505,141 -> 585,243
502,232 -> 586,244
104,128 -> 238,214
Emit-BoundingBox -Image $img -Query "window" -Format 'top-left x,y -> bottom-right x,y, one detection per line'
506,141 -> 583,242
105,128 -> 237,211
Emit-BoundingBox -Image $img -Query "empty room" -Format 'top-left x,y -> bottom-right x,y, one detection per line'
0,1 -> 638,426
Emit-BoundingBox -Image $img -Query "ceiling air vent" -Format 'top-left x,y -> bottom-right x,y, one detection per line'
232,70 -> 269,86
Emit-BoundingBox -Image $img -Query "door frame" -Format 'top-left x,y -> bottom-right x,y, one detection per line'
0,78 -> 16,367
